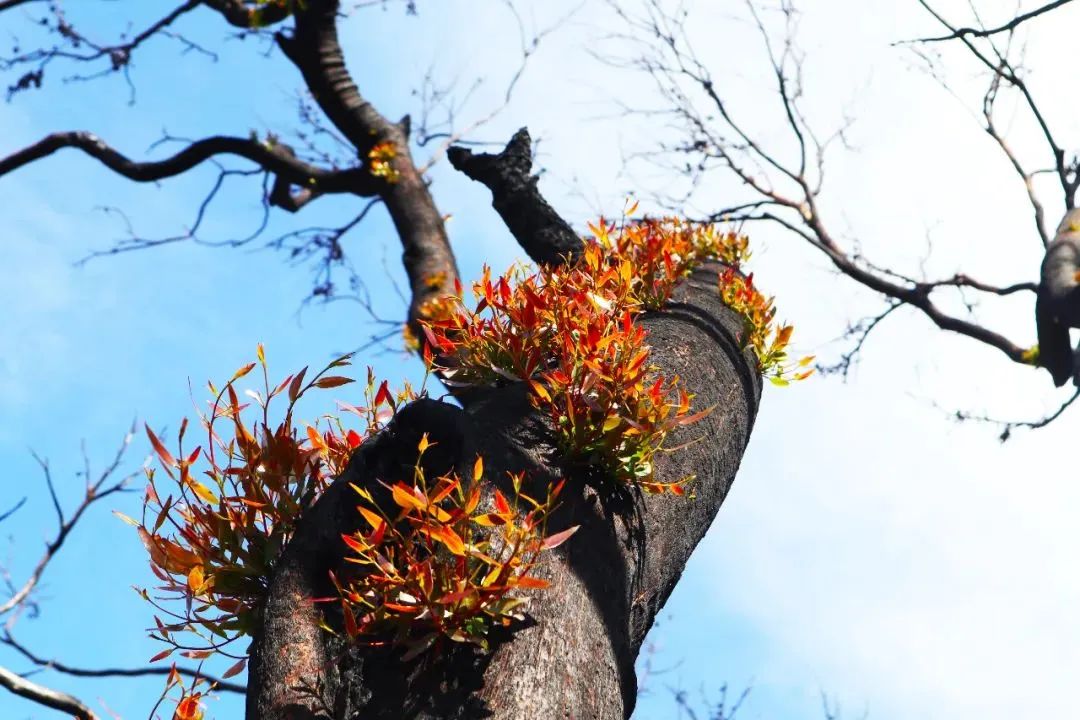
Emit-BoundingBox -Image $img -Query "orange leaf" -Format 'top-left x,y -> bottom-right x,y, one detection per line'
306,425 -> 327,452
391,483 -> 426,512
776,324 -> 794,344
222,658 -> 247,679
175,693 -> 204,720
528,379 -> 551,403
373,380 -> 392,407
430,478 -> 459,504
189,481 -> 218,505
342,602 -> 359,638
187,565 -> 205,593
231,362 -> 257,382
342,533 -> 371,555
145,425 -> 176,468
473,513 -> 508,527
541,525 -> 579,550
357,506 -> 384,531
314,375 -> 354,389
429,525 -> 465,556
464,488 -> 481,514
149,648 -> 174,663
288,367 -> 308,401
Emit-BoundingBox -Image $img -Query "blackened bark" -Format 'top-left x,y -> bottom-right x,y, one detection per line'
277,0 -> 459,325
0,132 -> 379,197
448,129 -> 585,266
249,263 -> 761,720
251,9 -> 758,719
246,400 -> 473,720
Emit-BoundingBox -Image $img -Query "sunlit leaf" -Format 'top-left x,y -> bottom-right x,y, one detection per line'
541,525 -> 579,550
222,658 -> 247,679
145,425 -> 176,468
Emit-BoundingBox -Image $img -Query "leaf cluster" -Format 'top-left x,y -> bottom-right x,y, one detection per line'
129,346 -> 573,670
122,349 -> 409,661
367,141 -> 401,184
422,212 -> 762,491
716,268 -> 813,385
334,448 -> 576,656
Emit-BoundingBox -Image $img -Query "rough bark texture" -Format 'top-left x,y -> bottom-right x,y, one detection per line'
448,129 -> 584,266
277,0 -> 459,326
1036,208 -> 1080,385
245,6 -> 759,717
248,262 -> 761,719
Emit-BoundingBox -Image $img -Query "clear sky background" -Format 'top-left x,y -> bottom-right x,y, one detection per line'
2,1 -> 1079,718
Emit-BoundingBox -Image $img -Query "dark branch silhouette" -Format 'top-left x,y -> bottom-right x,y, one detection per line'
449,128 -> 584,265
913,0 -> 1074,42
1,631 -> 245,695
604,0 -> 1080,434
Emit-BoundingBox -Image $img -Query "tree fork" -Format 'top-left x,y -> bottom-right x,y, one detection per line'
277,0 -> 459,328
247,263 -> 761,719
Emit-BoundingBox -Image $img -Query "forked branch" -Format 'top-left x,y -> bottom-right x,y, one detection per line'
608,0 -> 1032,367
0,132 -> 380,206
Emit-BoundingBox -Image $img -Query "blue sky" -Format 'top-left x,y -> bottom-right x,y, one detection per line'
3,1 -> 1080,718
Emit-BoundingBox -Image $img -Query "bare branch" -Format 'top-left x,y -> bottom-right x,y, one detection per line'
914,0 -> 1077,206
953,387 -> 1080,441
0,428 -> 137,618
414,0 -> 585,174
916,274 -> 1037,296
0,498 -> 26,525
609,0 -> 1035,373
982,70 -> 1052,245
818,301 -> 902,379
1,631 -> 245,695
914,0 -> 1073,42
0,131 -> 379,200
274,0 -> 459,327
0,0 -> 44,10
0,663 -> 94,720
449,128 -> 583,265
0,0 -> 209,102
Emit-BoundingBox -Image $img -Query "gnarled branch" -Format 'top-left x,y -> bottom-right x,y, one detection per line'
0,132 -> 380,207
914,0 -> 1074,42
275,0 -> 459,326
449,128 -> 584,265
608,0 -> 1034,371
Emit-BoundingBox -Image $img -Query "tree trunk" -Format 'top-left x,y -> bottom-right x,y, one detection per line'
247,262 -> 761,719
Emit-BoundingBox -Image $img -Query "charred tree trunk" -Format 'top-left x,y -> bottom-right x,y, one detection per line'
247,261 -> 761,719
243,4 -> 761,717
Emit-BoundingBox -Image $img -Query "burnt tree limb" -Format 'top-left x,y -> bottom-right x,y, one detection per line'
248,262 -> 761,720
448,128 -> 585,266
276,0 -> 460,327
0,132 -> 381,200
